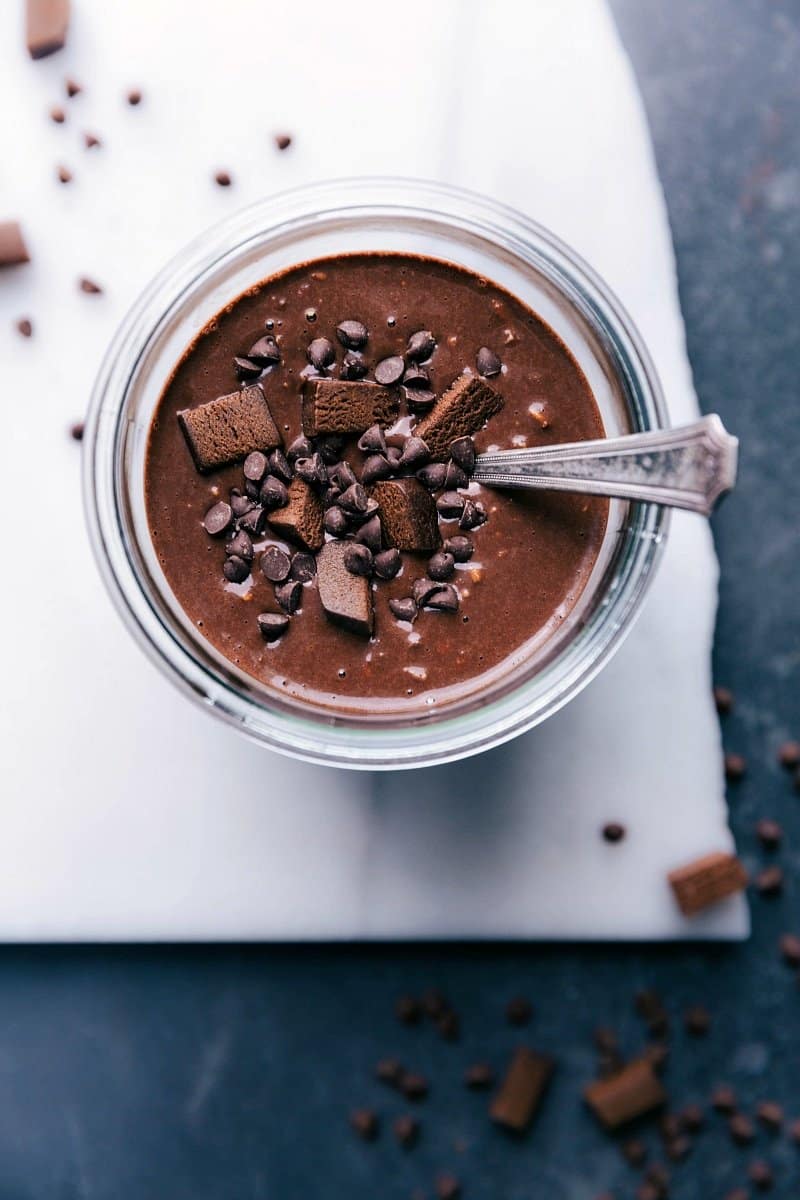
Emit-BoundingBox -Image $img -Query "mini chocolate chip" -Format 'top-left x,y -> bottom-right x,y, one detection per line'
234,356 -> 261,380
684,1004 -> 710,1035
399,1072 -> 429,1101
339,482 -> 368,515
402,364 -> 430,388
459,500 -> 487,530
449,437 -> 476,474
358,424 -> 387,454
307,337 -> 335,370
316,435 -> 345,464
443,536 -> 474,562
422,989 -> 447,1017
287,435 -> 313,461
602,822 -> 626,843
290,552 -> 317,582
223,555 -> 249,583
713,685 -> 734,714
791,1117 -> 800,1144
395,995 -> 421,1024
230,490 -> 256,518
268,448 -> 293,483
349,1109 -> 379,1142
83,131 -> 101,149
324,506 -> 349,537
243,451 -> 268,482
437,1007 -> 460,1041
225,530 -> 254,562
65,77 -> 82,98
729,1113 -> 755,1144
50,105 -> 66,123
374,355 -> 405,386
69,421 -> 84,441
435,1174 -> 460,1200
248,336 -> 281,365
344,543 -> 373,577
407,330 -> 436,362
756,865 -> 784,895
417,463 -> 447,491
260,476 -> 289,509
15,317 -> 33,338
476,346 -> 502,377
398,436 -> 430,468
711,1084 -> 737,1113
389,597 -> 417,623
355,516 -> 383,554
336,319 -> 368,349
428,552 -> 455,581
427,584 -> 459,613
341,350 -> 368,380
666,1136 -> 692,1162
392,1114 -> 419,1148
261,546 -> 292,583
506,996 -> 532,1026
778,740 -> 800,768
79,276 -> 103,294
756,1100 -> 783,1130
756,818 -> 782,849
444,461 -> 469,490
361,454 -> 393,484
275,133 -> 292,150
593,1027 -> 618,1052
659,1113 -> 682,1143
257,612 -> 289,641
374,549 -> 401,580
214,170 -> 232,187
203,501 -> 233,536
275,579 -> 302,614
376,1058 -> 402,1085
679,1104 -> 705,1132
464,1063 -> 494,1089
57,164 -> 73,184
724,752 -> 747,780
406,389 -> 437,413
126,88 -> 143,106
436,492 -> 466,520
747,1160 -> 773,1190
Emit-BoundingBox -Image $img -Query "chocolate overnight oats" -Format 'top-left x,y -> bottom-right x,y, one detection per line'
144,252 -> 608,716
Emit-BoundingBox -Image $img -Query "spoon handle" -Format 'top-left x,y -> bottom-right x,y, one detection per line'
472,414 -> 738,516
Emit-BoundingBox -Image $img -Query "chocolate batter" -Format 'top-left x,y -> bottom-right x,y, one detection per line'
145,253 -> 607,717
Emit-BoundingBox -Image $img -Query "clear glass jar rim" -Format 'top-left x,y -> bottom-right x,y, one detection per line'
83,177 -> 668,770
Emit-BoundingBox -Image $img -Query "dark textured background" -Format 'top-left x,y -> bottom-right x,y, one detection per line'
2,2 -> 799,1196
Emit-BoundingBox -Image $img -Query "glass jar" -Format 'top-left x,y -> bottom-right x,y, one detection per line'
84,178 -> 668,769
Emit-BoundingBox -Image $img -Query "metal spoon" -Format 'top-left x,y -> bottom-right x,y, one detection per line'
472,414 -> 738,516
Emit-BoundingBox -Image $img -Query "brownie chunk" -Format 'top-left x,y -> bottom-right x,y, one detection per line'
415,374 -> 504,459
317,541 -> 374,637
490,1047 -> 555,1132
178,385 -> 281,473
372,479 -> 440,552
301,378 -> 398,437
668,851 -> 748,917
0,222 -> 30,268
584,1059 -> 667,1130
26,0 -> 70,58
267,478 -> 324,551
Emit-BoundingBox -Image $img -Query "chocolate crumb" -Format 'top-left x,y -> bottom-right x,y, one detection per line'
602,822 -> 626,843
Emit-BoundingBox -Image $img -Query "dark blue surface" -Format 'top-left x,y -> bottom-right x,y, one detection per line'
3,3 -> 800,1197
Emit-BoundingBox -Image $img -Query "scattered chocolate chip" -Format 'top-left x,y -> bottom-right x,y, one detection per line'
427,584 -> 459,613
307,337 -> 335,370
338,482 -> 368,515
713,685 -> 734,714
417,462 -> 447,491
668,852 -> 748,917
400,1072 -> 429,1101
230,489 -> 255,518
50,105 -> 66,123
428,551 -> 455,581
779,932 -> 800,966
358,425 -> 387,455
344,543 -> 373,577
225,530 -> 254,562
302,378 -> 397,436
26,0 -> 70,58
621,1138 -> 647,1166
421,989 -> 447,1017
288,552 -> 315,583
584,1059 -> 666,1130
83,131 -> 101,149
491,1047 -> 555,1132
267,448 -> 292,483
747,1161 -> 774,1190
684,1005 -> 711,1036
506,996 -> 533,1026
203,501 -> 233,536
789,1117 -> 800,1143
396,437 -> 428,469
374,355 -> 405,386
336,320 -> 368,349
0,221 -> 30,268
243,451 -> 268,482
375,1057 -> 402,1085
389,597 -> 417,623
275,578 -> 302,614
126,88 -> 142,106
403,364 -> 430,389
449,437 -> 476,474
443,535 -> 474,562
778,740 -> 800,769
458,499 -> 487,530
260,546 -> 292,583
415,375 -> 504,460
275,133 -> 292,150
234,356 -> 261,381
435,1174 -> 460,1200
729,1113 -> 755,1145
361,454 -> 393,485
756,818 -> 782,850
248,336 -> 281,365
711,1085 -> 737,1114
756,865 -> 784,896
437,491 -> 466,520
395,995 -> 421,1025
444,461 -> 469,490
15,317 -> 33,338
69,420 -> 84,441
78,276 -> 102,294
756,1100 -> 783,1131
725,752 -> 747,780
393,1114 -> 419,1149
679,1103 -> 705,1132
602,822 -> 626,843
374,548 -> 401,580
413,578 -> 443,608
476,346 -> 502,377
214,170 -> 232,187
223,555 -> 249,583
317,541 -> 374,636
65,76 -> 81,97
407,330 -> 436,362
260,476 -> 290,509
56,164 -> 72,183
340,350 -> 368,380
436,1010 -> 460,1041
257,612 -> 289,641
349,1109 -> 378,1141
464,1063 -> 494,1090
267,478 -> 324,550
287,435 -> 313,461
